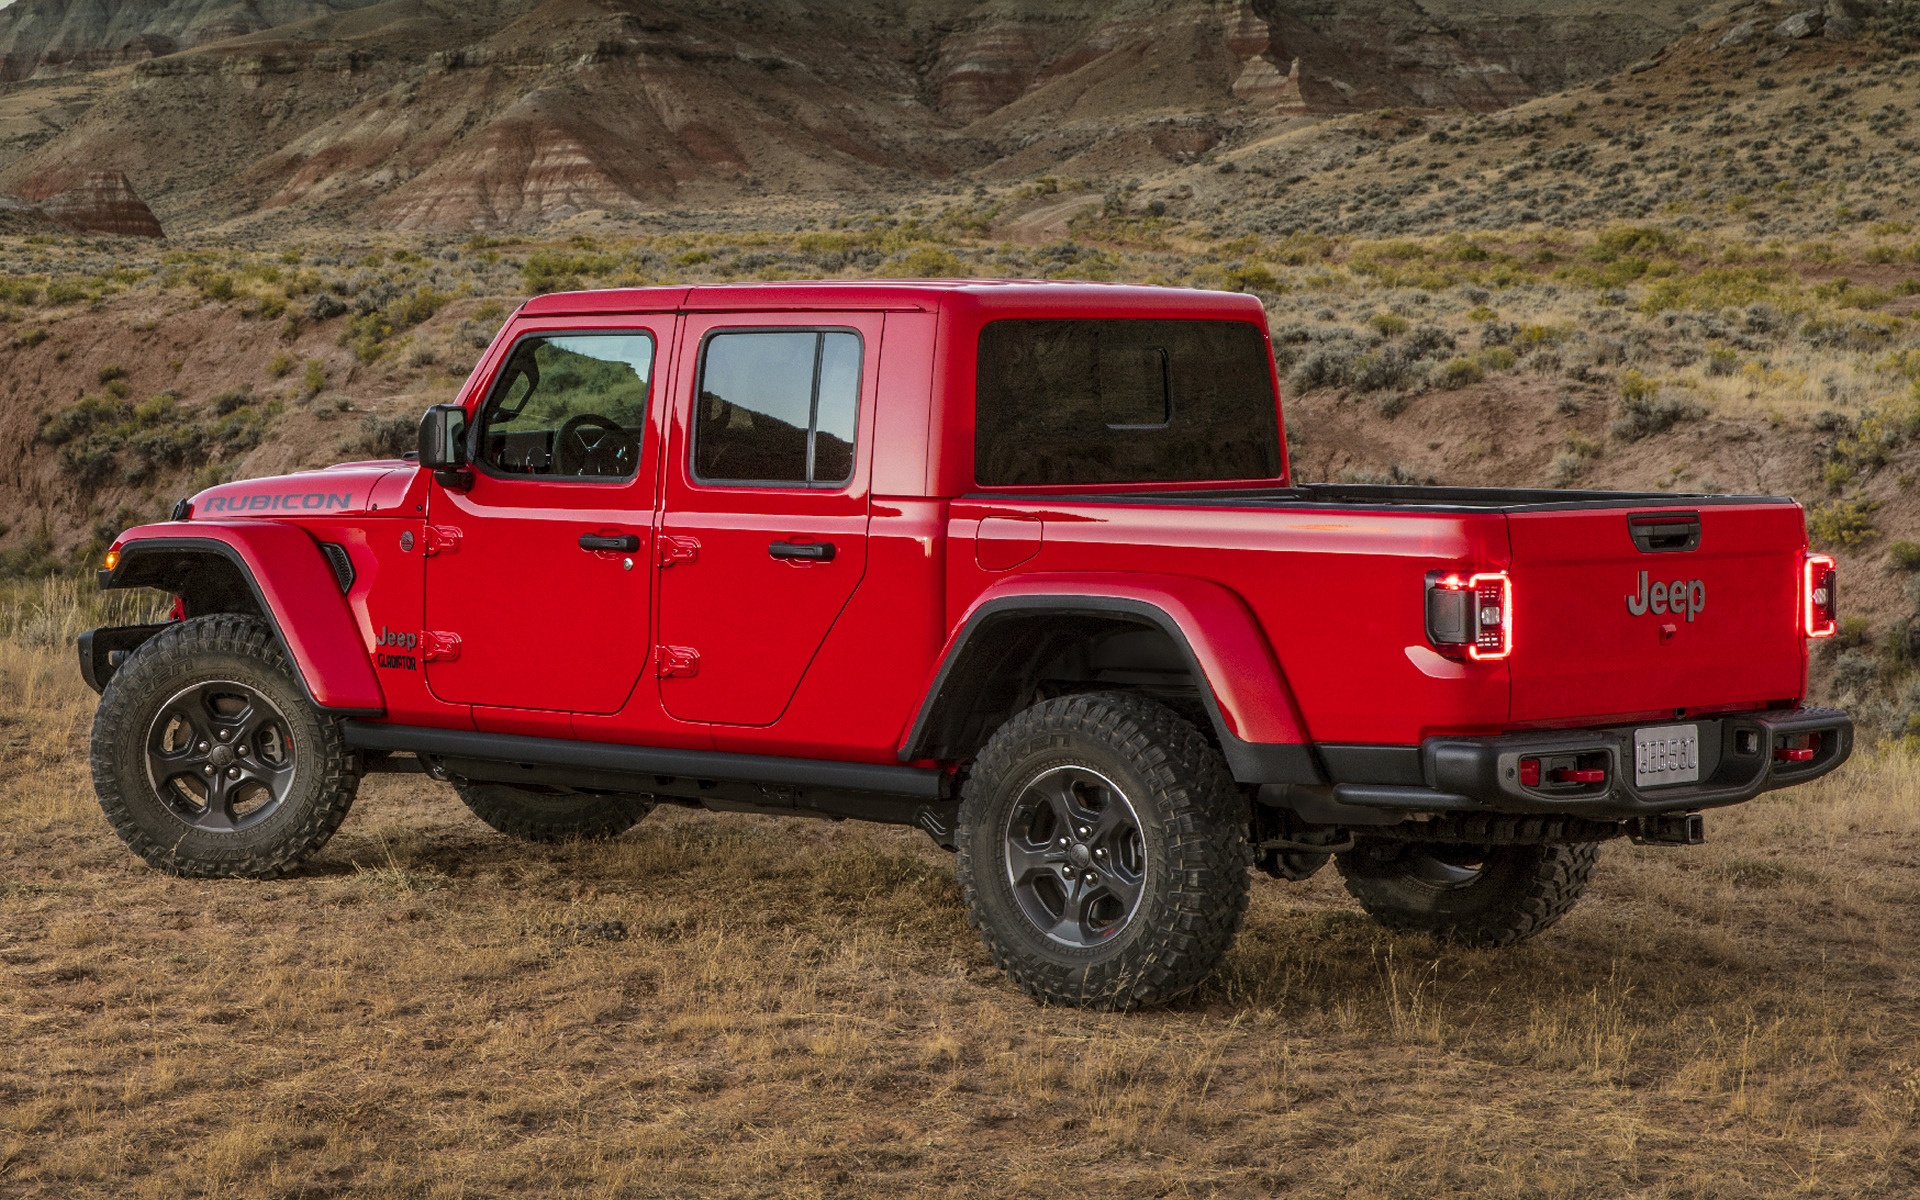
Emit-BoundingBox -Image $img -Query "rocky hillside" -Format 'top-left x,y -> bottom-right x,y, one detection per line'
0,0 -> 1716,234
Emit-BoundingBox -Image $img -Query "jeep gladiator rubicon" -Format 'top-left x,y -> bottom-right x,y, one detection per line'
81,281 -> 1853,1009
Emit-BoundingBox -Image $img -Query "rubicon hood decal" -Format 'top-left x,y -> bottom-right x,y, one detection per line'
190,466 -> 402,518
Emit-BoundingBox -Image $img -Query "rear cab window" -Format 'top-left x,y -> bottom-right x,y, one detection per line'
693,328 -> 861,488
974,319 -> 1282,487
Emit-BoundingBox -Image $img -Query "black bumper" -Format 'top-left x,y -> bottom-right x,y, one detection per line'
77,623 -> 173,694
1269,707 -> 1852,823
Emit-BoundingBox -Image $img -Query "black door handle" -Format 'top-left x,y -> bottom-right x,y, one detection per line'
768,539 -> 835,561
580,534 -> 640,552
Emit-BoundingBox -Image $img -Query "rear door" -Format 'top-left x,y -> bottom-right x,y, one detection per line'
653,312 -> 879,725
1506,503 -> 1806,723
423,320 -> 672,714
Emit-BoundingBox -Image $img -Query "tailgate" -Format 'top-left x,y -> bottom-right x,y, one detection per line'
1507,503 -> 1806,724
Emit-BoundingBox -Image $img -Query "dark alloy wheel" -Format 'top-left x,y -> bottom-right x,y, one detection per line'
957,692 -> 1251,1010
1335,840 -> 1599,947
453,781 -> 654,843
145,680 -> 300,832
91,614 -> 358,879
1002,765 -> 1148,948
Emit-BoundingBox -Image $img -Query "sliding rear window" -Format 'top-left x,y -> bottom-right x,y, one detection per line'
974,318 -> 1282,487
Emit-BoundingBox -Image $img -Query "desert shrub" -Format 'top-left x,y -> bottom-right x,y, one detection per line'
1367,311 -> 1410,337
358,412 -> 417,459
1611,391 -> 1707,440
1478,347 -> 1517,371
302,358 -> 326,396
1704,347 -> 1739,376
306,292 -> 347,321
1807,498 -> 1881,550
1435,357 -> 1484,389
1519,322 -> 1574,348
44,279 -> 87,305
1224,262 -> 1280,292
1405,324 -> 1456,356
1352,345 -> 1424,393
1288,341 -> 1360,392
888,245 -> 966,278
1480,321 -> 1520,347
1890,540 -> 1920,571
211,388 -> 252,416
1548,452 -> 1589,487
97,364 -> 128,384
267,351 -> 294,378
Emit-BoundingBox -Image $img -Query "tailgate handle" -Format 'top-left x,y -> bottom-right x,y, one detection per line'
1628,512 -> 1701,554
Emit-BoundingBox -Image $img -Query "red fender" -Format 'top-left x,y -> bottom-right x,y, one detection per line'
104,521 -> 385,715
904,571 -> 1315,782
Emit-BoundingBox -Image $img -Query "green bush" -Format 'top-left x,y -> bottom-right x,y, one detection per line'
1436,357 -> 1484,388
1807,499 -> 1882,550
1367,311 -> 1410,337
1889,540 -> 1920,571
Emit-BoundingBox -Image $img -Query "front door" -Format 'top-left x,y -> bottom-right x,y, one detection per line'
654,313 -> 879,725
424,321 -> 672,714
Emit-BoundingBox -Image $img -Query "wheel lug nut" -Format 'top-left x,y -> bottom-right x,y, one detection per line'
202,765 -> 214,775
217,730 -> 230,741
1095,848 -> 1106,857
1057,837 -> 1068,848
1077,826 -> 1090,838
197,742 -> 209,752
227,767 -> 240,779
1083,872 -> 1096,883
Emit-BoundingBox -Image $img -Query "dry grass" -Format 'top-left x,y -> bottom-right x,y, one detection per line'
3,625 -> 1920,1198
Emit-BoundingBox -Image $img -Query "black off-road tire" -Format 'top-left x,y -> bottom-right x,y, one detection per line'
955,692 -> 1252,1011
1335,840 -> 1599,947
89,614 -> 358,879
453,781 -> 654,843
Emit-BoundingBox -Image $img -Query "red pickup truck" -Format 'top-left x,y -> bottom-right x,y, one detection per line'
82,280 -> 1852,1009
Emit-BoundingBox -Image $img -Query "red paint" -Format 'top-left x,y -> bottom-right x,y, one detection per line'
97,281 -> 1827,778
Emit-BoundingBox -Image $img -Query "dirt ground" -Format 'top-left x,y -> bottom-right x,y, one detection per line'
3,632 -> 1919,1199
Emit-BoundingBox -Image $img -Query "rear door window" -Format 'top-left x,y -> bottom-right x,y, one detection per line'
693,329 -> 861,487
474,333 -> 655,479
974,319 -> 1282,486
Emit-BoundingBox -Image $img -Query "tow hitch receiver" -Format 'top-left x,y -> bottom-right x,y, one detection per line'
1630,812 -> 1706,845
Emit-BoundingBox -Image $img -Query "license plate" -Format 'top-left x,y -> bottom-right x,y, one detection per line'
1634,724 -> 1700,787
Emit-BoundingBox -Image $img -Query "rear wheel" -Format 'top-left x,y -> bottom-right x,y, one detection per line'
90,614 -> 358,879
956,692 -> 1250,1010
1335,840 -> 1598,946
453,781 -> 654,843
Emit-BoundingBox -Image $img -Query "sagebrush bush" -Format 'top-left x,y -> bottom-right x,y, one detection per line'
1611,391 -> 1707,440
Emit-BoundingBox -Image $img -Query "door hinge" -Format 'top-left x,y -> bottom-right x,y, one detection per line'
656,534 -> 700,568
422,525 -> 463,556
655,645 -> 700,678
421,631 -> 462,662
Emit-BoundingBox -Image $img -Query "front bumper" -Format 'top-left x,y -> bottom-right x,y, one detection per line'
1273,707 -> 1852,823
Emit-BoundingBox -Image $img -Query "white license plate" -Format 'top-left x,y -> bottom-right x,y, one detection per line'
1634,724 -> 1700,787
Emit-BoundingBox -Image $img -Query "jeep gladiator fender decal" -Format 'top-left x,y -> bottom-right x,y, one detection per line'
901,573 -> 1322,785
102,524 -> 386,715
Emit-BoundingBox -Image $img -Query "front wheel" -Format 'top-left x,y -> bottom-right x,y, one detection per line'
1335,840 -> 1598,947
956,692 -> 1251,1010
89,614 -> 359,879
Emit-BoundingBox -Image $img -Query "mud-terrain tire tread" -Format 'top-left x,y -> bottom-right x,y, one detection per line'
956,691 -> 1251,1011
453,781 -> 654,843
89,614 -> 358,879
1336,840 -> 1599,947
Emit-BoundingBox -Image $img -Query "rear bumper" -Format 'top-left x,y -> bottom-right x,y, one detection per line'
1267,707 -> 1852,823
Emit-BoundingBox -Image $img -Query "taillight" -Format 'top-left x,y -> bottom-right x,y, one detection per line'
1426,570 -> 1512,660
1803,553 -> 1836,638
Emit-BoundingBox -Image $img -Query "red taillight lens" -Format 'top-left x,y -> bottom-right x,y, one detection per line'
1519,758 -> 1540,787
1426,570 -> 1513,660
1803,554 -> 1836,638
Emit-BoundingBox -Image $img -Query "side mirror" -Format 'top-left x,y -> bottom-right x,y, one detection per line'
418,404 -> 473,490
